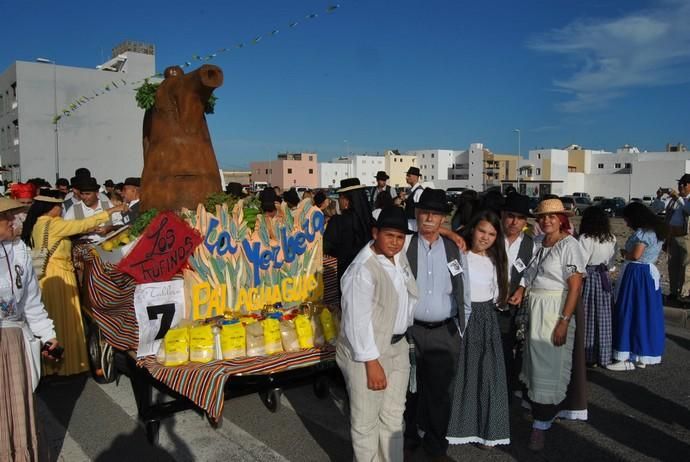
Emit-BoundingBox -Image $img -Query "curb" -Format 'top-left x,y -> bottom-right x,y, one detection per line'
663,306 -> 690,330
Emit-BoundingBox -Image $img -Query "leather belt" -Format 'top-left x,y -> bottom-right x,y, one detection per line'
413,318 -> 454,329
391,334 -> 406,344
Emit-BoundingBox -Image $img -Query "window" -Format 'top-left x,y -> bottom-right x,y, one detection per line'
615,163 -> 621,168
536,168 -> 541,175
309,156 -> 313,161
422,154 -> 425,158
598,163 -> 604,169
288,168 -> 292,174
308,168 -> 313,174
265,169 -> 269,174
431,153 -> 435,158
625,163 -> 631,169
431,175 -> 434,180
431,164 -> 434,169
538,154 -> 541,159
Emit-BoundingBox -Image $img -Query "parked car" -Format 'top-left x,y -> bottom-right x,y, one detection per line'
572,192 -> 591,200
560,196 -> 576,212
642,195 -> 653,206
593,196 -> 604,203
572,196 -> 593,215
597,198 -> 626,217
631,197 -> 643,203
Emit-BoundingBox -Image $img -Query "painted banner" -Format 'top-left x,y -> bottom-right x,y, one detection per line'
184,199 -> 325,320
118,211 -> 203,283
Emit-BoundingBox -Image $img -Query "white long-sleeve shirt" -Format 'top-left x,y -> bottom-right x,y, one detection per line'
340,242 -> 417,362
0,239 -> 56,341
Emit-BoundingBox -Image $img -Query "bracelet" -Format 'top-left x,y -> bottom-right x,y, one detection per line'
559,314 -> 571,322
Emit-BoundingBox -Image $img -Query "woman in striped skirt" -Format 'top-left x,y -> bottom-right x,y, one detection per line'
0,197 -> 60,461
578,206 -> 617,367
447,210 -> 511,447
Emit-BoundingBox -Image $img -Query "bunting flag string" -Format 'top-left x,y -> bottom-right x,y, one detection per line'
53,4 -> 341,123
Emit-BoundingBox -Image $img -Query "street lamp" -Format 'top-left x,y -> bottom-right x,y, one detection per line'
513,128 -> 521,193
36,58 -> 59,184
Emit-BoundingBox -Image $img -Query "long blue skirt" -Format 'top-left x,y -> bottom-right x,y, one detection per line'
613,263 -> 665,364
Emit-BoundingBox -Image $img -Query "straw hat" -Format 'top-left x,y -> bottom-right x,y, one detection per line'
34,195 -> 64,204
0,197 -> 26,213
533,198 -> 574,217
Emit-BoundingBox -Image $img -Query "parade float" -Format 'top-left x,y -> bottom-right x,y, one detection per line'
74,64 -> 338,443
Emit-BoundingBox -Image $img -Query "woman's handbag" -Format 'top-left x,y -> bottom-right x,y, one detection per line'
31,222 -> 60,279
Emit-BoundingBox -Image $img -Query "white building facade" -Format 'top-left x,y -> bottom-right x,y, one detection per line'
405,144 -> 484,191
0,41 -> 155,183
504,145 -> 690,199
319,159 -> 353,189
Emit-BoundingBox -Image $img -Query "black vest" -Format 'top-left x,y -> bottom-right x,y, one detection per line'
405,184 -> 423,219
406,234 -> 466,332
509,234 -> 534,296
370,185 -> 391,208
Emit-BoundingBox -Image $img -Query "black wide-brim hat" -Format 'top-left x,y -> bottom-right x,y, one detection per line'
123,177 -> 141,188
337,177 -> 368,193
375,171 -> 389,181
415,188 -> 451,213
374,206 -> 413,234
406,166 -> 421,176
74,177 -> 100,192
502,192 -> 533,217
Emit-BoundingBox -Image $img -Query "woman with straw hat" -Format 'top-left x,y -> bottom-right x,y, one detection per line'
20,190 -> 126,376
0,197 -> 59,461
509,198 -> 587,451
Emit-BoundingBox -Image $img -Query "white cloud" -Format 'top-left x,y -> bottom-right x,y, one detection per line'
529,0 -> 690,112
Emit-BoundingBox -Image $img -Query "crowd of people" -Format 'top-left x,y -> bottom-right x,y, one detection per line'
0,163 -> 675,460
1,168 -> 136,460
331,168 -> 669,460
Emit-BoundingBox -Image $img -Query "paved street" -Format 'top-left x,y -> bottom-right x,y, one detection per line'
38,323 -> 690,462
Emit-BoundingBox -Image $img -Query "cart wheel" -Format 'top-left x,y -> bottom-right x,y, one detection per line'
260,388 -> 282,413
313,375 -> 330,399
88,325 -> 116,384
145,420 -> 160,445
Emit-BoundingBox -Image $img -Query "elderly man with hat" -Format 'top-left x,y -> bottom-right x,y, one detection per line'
665,173 -> 690,301
337,206 -> 418,461
121,177 -> 141,225
63,177 -> 123,241
404,167 -> 424,231
499,193 -> 536,396
403,188 -> 471,461
370,170 -> 397,209
324,178 -> 373,284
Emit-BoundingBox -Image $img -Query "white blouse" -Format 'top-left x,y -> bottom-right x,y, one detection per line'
524,235 -> 586,291
578,235 -> 617,268
467,251 -> 498,303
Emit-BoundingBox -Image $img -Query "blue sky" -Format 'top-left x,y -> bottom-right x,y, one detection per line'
2,0 -> 689,169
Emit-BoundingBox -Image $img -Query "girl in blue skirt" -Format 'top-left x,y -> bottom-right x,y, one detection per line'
608,202 -> 666,371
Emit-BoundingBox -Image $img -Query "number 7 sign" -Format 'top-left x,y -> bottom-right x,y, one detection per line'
134,280 -> 185,358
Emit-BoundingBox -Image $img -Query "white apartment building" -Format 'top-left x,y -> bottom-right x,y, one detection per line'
0,41 -> 155,183
405,144 -> 484,191
319,159 -> 353,188
505,144 -> 690,199
318,154 -> 386,188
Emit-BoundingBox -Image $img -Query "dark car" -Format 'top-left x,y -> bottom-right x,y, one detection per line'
573,197 -> 592,215
596,198 -> 626,217
560,196 -> 576,212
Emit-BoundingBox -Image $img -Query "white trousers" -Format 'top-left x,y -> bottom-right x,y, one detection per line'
336,339 -> 410,462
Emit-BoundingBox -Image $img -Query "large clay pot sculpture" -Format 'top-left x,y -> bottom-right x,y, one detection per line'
140,64 -> 223,211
